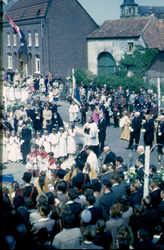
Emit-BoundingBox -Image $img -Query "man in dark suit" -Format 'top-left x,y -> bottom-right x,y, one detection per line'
136,145 -> 145,163
157,189 -> 164,226
85,194 -> 102,225
99,179 -> 115,221
150,177 -> 162,209
110,172 -> 126,203
98,113 -> 107,153
22,172 -> 38,206
72,161 -> 90,193
115,156 -> 126,173
150,101 -> 158,120
157,115 -> 164,154
99,164 -> 113,186
75,142 -> 88,164
126,112 -> 142,149
21,123 -> 32,164
66,188 -> 82,227
143,114 -> 154,148
135,158 -> 144,183
129,180 -> 143,208
103,146 -> 116,165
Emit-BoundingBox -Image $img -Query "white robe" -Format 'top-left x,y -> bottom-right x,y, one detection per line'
42,135 -> 51,153
15,88 -> 21,100
86,151 -> 99,173
37,153 -> 49,172
69,104 -> 79,122
66,128 -> 76,154
15,137 -> 23,161
3,137 -> 8,163
35,137 -> 43,148
9,136 -> 17,161
83,122 -> 99,146
8,87 -> 15,101
50,133 -> 59,158
6,138 -> 11,162
58,132 -> 67,157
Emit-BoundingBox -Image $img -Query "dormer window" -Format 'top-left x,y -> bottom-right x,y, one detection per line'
20,12 -> 24,18
36,8 -> 41,16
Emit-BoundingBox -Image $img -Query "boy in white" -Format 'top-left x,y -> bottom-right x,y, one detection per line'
58,127 -> 67,159
69,101 -> 79,124
9,131 -> 18,162
42,130 -> 51,153
50,128 -> 59,159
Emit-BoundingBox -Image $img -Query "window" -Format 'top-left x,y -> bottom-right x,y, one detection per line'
7,32 -> 10,46
128,42 -> 133,52
28,31 -> 32,46
35,55 -> 40,73
34,30 -> 39,46
13,34 -> 16,46
7,53 -> 12,69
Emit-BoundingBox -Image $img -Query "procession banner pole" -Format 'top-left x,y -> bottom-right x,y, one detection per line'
158,77 -> 161,115
144,146 -> 150,197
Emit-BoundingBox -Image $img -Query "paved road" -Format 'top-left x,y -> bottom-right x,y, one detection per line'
1,99 -> 161,185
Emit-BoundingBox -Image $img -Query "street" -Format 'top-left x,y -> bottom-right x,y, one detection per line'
1,99 -> 162,185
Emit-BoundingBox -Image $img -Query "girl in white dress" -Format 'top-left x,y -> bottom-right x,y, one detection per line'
30,132 -> 36,149
3,132 -> 8,163
9,131 -> 17,162
6,132 -> 11,162
16,132 -> 23,162
66,123 -> 76,156
42,130 -> 51,153
50,128 -> 59,159
35,132 -> 43,148
58,127 -> 67,159
8,86 -> 15,102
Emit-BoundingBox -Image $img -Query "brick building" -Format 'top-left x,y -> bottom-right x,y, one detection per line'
3,0 -> 98,79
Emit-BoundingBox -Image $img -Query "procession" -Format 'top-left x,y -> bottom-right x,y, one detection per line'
2,69 -> 164,250
2,0 -> 164,248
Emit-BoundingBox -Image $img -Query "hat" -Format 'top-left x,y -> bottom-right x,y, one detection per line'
81,209 -> 92,223
22,172 -> 32,183
56,169 -> 66,179
75,160 -> 85,171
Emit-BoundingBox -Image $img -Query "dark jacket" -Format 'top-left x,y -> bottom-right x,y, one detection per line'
99,191 -> 115,221
75,150 -> 88,164
103,151 -> 116,165
150,188 -> 162,209
111,184 -> 126,203
21,127 -> 32,154
136,166 -> 144,182
129,191 -> 142,208
131,116 -> 142,141
88,206 -> 103,225
143,119 -> 154,143
72,172 -> 90,192
98,118 -> 107,142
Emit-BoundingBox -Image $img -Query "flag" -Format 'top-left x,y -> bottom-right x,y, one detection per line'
72,69 -> 81,107
5,14 -> 25,43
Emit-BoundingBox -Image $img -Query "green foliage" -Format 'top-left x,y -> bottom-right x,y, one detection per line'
74,68 -> 91,86
116,45 -> 159,78
93,74 -> 148,93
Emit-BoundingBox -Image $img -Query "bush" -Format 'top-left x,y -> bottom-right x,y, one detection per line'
74,68 -> 91,86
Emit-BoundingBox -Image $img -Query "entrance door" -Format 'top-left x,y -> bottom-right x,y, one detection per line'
98,52 -> 115,75
19,52 -> 27,77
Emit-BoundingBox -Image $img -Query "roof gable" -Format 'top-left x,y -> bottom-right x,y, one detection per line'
88,16 -> 164,51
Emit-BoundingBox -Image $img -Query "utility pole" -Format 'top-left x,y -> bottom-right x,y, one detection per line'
144,146 -> 150,197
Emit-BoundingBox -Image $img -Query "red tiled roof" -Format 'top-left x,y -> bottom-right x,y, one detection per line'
88,16 -> 164,50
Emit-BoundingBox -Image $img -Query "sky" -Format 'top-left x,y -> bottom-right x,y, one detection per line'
78,0 -> 164,25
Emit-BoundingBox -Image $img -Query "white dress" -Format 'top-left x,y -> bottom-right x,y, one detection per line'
35,137 -> 43,148
8,87 -> 15,101
58,132 -> 67,157
83,122 -> 99,146
66,128 -> 76,154
15,88 -> 21,100
86,151 -> 99,173
3,137 -> 8,163
9,136 -> 18,162
42,135 -> 51,153
69,104 -> 79,122
6,138 -> 11,162
50,133 -> 59,158
16,137 -> 23,161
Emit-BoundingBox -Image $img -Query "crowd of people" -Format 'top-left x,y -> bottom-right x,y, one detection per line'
2,70 -> 164,249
